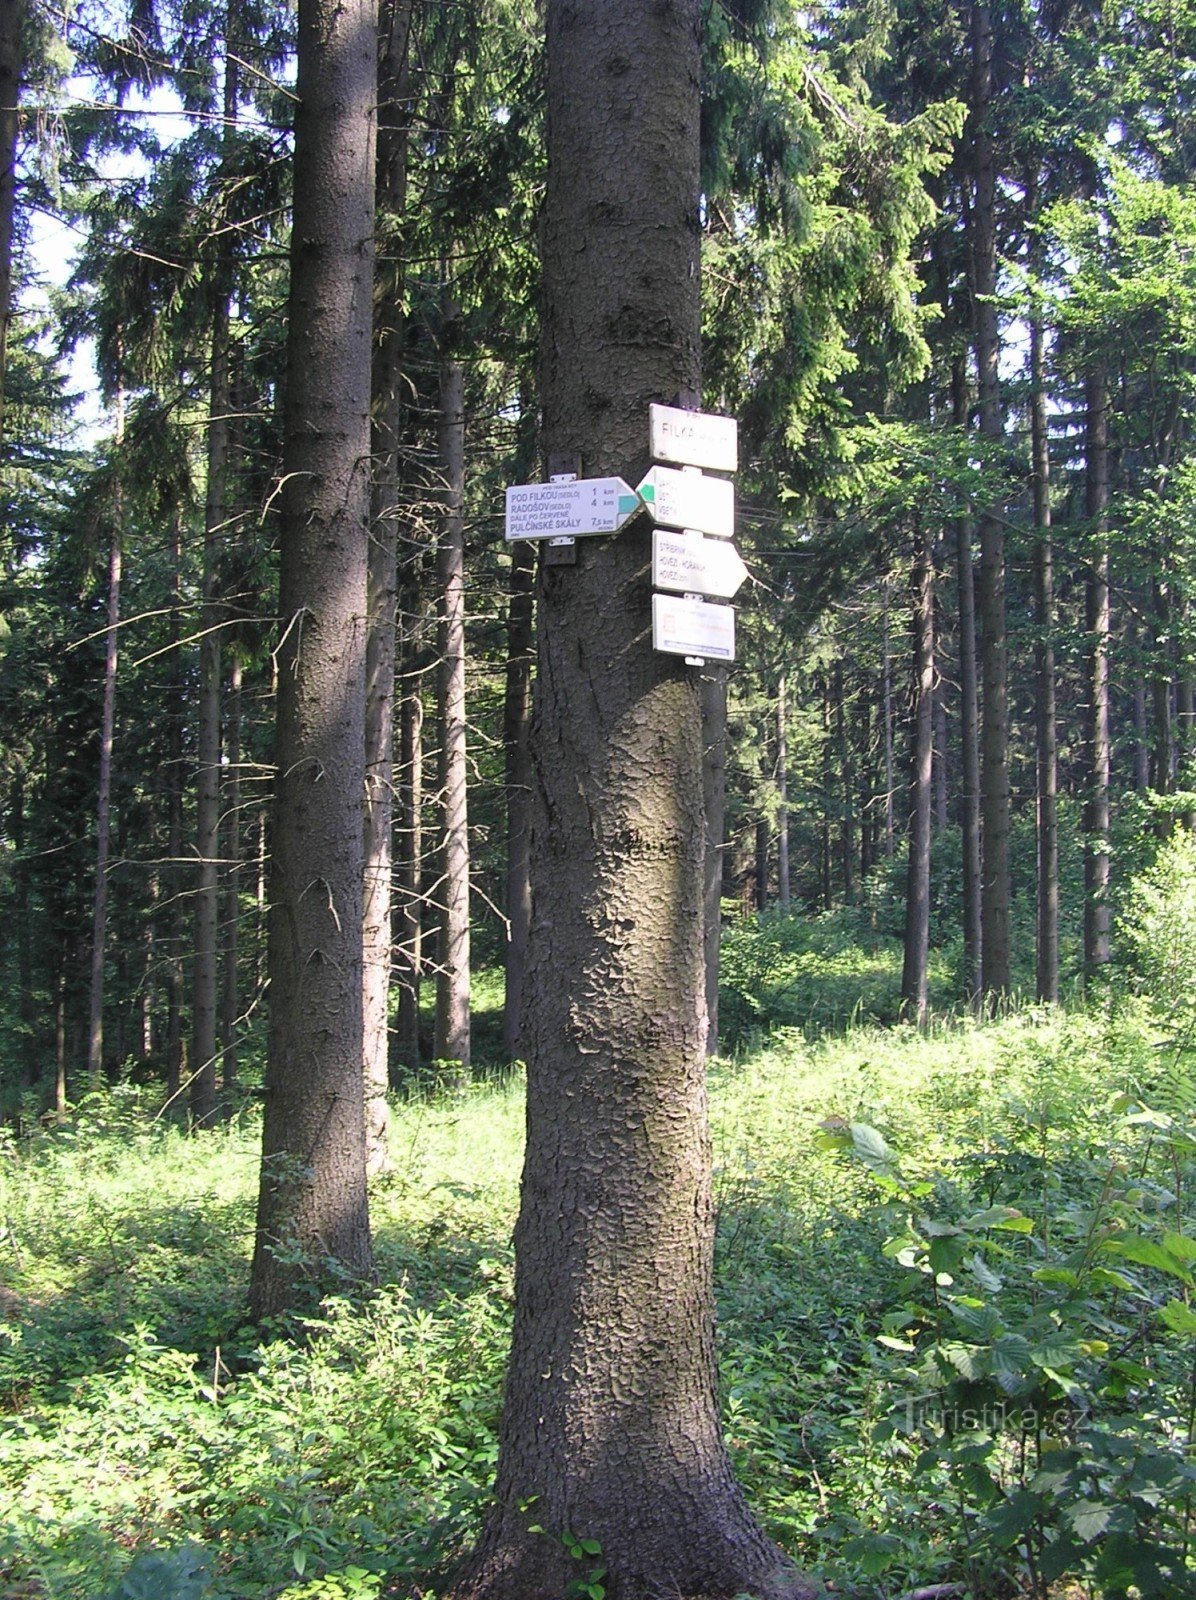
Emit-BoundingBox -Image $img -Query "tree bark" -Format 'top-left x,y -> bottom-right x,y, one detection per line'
902,522 -> 935,1023
363,0 -> 414,1172
220,656 -> 243,1094
0,0 -> 23,449
971,0 -> 1010,999
448,4 -> 812,1597
192,36 -> 239,1128
882,586 -> 895,855
777,674 -> 790,908
165,517 -> 186,1110
87,404 -> 124,1078
701,668 -> 727,1054
503,539 -> 535,1060
394,664 -> 423,1073
951,355 -> 982,1003
834,658 -> 855,903
1084,362 -> 1111,973
249,0 -> 377,1321
1029,270 -> 1058,1004
433,349 -> 470,1073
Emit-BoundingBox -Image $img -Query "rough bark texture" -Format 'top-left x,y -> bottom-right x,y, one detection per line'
394,673 -> 423,1072
447,4 -> 813,1598
1084,363 -> 1111,973
192,38 -> 238,1127
220,656 -> 243,1093
776,674 -> 790,908
503,539 -> 535,1060
1029,293 -> 1058,1004
0,0 -> 23,448
87,434 -> 122,1078
701,668 -> 727,1055
249,0 -> 377,1321
951,357 -> 982,1002
902,523 -> 934,1022
970,0 -> 1010,998
434,351 -> 470,1072
363,0 -> 414,1172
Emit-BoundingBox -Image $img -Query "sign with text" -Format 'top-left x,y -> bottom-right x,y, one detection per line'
652,593 -> 736,661
505,477 -> 641,541
652,529 -> 748,599
636,466 -> 734,539
649,403 -> 738,473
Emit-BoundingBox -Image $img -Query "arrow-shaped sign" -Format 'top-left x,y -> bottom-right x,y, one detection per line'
636,466 -> 734,539
652,529 -> 748,600
505,477 -> 642,542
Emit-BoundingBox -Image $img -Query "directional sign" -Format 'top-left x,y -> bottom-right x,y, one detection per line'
652,529 -> 748,600
649,403 -> 738,474
652,593 -> 736,661
505,477 -> 641,542
636,466 -> 734,539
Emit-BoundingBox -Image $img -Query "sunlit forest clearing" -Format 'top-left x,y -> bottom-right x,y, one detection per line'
3,920 -> 1195,1598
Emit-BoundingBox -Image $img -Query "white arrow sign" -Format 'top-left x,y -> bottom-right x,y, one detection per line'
636,466 -> 734,539
505,477 -> 642,541
652,593 -> 736,661
652,529 -> 748,600
649,403 -> 738,473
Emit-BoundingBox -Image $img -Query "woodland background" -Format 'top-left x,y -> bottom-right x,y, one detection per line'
0,1 -> 1195,1597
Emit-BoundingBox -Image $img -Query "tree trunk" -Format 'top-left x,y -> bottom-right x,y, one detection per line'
1084,362 -> 1111,973
503,539 -> 535,1060
448,4 -> 812,1596
220,656 -> 243,1095
932,677 -> 948,831
394,666 -> 423,1073
971,0 -> 1010,999
701,668 -> 727,1055
433,349 -> 470,1073
191,39 -> 238,1128
363,0 -> 414,1171
1150,575 -> 1173,794
902,522 -> 935,1023
882,586 -> 895,855
87,406 -> 124,1078
249,0 -> 377,1321
165,517 -> 186,1110
0,0 -> 23,448
776,674 -> 790,908
834,658 -> 855,903
1029,280 -> 1058,1004
952,355 -> 982,1003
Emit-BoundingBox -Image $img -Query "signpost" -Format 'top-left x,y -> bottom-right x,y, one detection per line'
505,476 -> 642,542
651,593 -> 736,662
636,465 -> 734,539
652,529 -> 748,600
648,403 -> 738,474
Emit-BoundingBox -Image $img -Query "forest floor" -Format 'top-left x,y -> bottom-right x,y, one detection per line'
0,997 -> 1193,1600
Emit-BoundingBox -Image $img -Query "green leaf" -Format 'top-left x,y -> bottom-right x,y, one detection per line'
1102,1235 -> 1193,1285
850,1122 -> 898,1173
1159,1299 -> 1196,1335
1066,1501 -> 1113,1542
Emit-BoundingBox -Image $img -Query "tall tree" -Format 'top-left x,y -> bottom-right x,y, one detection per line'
970,0 -> 1011,998
433,337 -> 470,1072
902,519 -> 935,1021
449,3 -> 814,1597
0,0 -> 23,446
249,0 -> 377,1321
364,0 -> 415,1173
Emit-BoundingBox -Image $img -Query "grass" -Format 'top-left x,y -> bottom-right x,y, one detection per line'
1,1000 -> 1193,1599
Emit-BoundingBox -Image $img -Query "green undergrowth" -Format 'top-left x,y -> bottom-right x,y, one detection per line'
1,1003 -> 1193,1599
